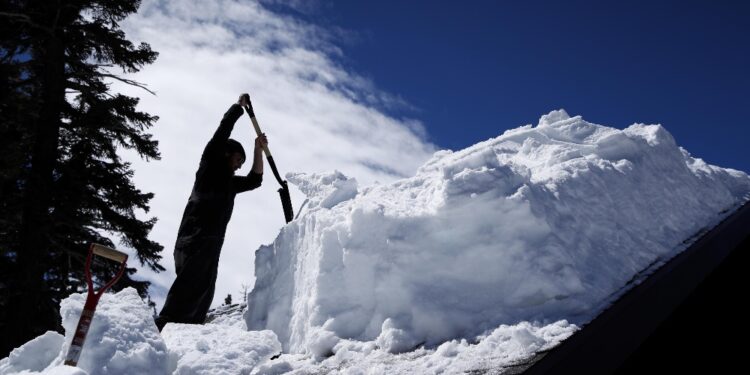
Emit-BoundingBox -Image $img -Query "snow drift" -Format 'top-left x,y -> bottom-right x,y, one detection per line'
245,109 -> 750,355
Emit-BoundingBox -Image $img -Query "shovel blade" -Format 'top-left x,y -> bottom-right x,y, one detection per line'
279,182 -> 294,223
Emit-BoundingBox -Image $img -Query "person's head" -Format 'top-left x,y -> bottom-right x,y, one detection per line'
224,139 -> 246,172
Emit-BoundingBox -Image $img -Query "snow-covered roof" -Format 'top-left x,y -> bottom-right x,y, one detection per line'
3,110 -> 748,374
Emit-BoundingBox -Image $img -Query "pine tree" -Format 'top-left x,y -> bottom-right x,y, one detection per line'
0,0 -> 163,356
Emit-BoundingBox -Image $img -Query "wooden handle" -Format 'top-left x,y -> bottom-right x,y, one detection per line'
92,244 -> 128,263
249,115 -> 272,158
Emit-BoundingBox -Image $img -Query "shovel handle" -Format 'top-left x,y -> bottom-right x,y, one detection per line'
240,97 -> 294,223
250,116 -> 273,158
65,243 -> 128,367
243,101 -> 273,158
92,244 -> 128,263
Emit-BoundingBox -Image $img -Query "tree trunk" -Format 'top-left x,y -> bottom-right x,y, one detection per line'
4,32 -> 66,356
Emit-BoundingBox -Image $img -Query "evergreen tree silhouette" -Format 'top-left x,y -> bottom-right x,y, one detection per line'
1,0 -> 163,356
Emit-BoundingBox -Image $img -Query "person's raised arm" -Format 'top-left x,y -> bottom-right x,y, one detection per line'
201,94 -> 248,161
233,133 -> 266,193
251,133 -> 266,175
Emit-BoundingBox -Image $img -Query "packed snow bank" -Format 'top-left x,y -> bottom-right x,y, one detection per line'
246,109 -> 750,355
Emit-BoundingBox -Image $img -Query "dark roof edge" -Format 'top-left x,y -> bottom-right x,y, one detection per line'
523,200 -> 750,374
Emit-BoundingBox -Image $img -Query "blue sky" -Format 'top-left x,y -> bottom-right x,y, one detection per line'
270,0 -> 749,172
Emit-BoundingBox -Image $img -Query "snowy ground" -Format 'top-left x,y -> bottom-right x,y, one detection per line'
3,110 -> 748,374
0,289 -> 574,374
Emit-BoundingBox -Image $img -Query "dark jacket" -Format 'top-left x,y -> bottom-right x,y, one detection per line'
174,104 -> 262,249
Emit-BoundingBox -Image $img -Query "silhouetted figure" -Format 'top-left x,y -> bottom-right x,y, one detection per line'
155,94 -> 266,331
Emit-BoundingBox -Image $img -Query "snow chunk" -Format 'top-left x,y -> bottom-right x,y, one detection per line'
251,360 -> 293,375
538,109 -> 570,127
246,109 -> 750,358
306,327 -> 340,360
375,318 -> 419,354
161,324 -> 281,374
0,331 -> 64,374
287,171 -> 358,211
625,123 -> 677,147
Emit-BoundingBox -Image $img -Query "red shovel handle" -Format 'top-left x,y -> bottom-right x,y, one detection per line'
64,243 -> 128,367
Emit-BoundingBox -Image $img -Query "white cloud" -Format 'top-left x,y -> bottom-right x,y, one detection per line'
112,0 -> 436,310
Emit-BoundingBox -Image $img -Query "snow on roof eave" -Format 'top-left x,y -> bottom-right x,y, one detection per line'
516,199 -> 750,374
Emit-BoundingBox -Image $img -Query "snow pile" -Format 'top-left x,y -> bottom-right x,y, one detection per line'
1,289 -> 281,375
1,288 -> 168,375
161,324 -> 280,374
0,332 -> 66,375
246,109 -> 750,356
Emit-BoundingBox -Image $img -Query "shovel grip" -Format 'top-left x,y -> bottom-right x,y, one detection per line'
92,244 -> 128,263
249,115 -> 273,158
243,101 -> 272,158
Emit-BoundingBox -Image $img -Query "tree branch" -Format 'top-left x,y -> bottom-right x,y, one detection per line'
0,12 -> 54,34
98,73 -> 156,96
65,81 -> 116,99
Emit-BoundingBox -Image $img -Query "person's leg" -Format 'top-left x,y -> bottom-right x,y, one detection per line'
154,247 -> 189,331
156,237 -> 222,331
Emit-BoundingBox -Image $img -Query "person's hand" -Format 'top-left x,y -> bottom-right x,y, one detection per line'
238,93 -> 250,107
255,133 -> 268,152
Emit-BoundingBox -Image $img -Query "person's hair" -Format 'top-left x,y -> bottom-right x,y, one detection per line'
224,138 -> 246,161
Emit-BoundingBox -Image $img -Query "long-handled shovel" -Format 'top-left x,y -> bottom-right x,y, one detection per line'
242,95 -> 294,223
64,243 -> 128,367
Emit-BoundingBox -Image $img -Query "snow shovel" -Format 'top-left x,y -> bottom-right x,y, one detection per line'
242,95 -> 294,223
64,243 -> 128,367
